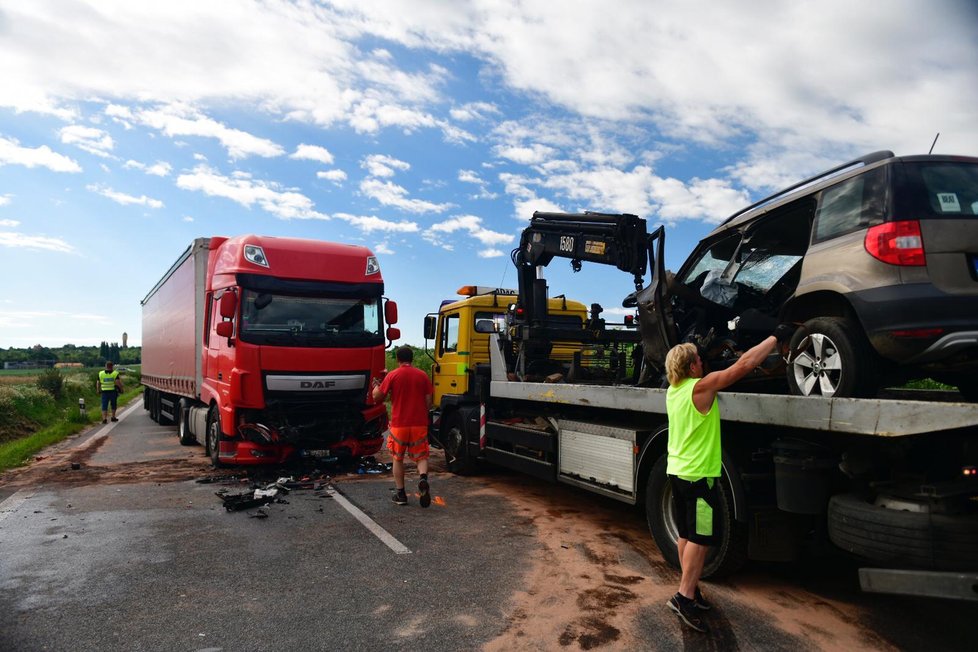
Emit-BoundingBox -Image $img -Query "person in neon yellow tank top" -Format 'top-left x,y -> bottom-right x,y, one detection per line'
663,324 -> 796,632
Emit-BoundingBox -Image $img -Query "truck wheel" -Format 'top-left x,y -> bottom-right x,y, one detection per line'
176,399 -> 196,446
206,406 -> 225,468
645,454 -> 748,578
442,411 -> 475,475
786,317 -> 876,398
827,493 -> 978,571
147,389 -> 159,423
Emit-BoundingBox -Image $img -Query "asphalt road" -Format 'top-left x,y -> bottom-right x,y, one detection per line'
1,402 -> 976,651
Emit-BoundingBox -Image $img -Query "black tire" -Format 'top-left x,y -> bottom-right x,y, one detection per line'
176,399 -> 196,446
827,493 -> 978,571
206,406 -> 225,468
786,316 -> 876,398
645,454 -> 748,578
147,389 -> 159,423
442,410 -> 476,475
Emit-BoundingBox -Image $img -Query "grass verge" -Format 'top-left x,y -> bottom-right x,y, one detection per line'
0,387 -> 143,473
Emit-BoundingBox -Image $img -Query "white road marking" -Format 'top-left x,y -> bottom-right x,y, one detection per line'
325,486 -> 412,555
0,488 -> 36,523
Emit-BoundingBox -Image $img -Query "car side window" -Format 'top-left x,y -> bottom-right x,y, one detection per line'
813,168 -> 885,243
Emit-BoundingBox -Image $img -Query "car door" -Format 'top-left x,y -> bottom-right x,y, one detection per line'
633,225 -> 677,379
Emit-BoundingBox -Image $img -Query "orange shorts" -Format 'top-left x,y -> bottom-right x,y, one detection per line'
386,426 -> 430,462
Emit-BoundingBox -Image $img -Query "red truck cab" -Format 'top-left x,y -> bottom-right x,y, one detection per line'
141,234 -> 399,466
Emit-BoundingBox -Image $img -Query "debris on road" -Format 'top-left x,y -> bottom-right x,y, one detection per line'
203,454 -> 391,515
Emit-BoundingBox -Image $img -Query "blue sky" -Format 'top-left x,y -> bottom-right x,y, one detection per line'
1,0 -> 976,348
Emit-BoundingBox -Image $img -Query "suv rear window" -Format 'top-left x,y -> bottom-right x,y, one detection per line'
895,161 -> 978,219
919,163 -> 978,216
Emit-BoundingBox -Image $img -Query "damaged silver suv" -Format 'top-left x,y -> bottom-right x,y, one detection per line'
643,150 -> 978,400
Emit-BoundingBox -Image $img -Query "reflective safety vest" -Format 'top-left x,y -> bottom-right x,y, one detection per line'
99,369 -> 120,392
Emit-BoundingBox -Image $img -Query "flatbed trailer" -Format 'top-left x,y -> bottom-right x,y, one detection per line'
430,331 -> 978,600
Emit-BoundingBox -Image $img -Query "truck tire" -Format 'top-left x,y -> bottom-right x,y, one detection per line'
827,493 -> 978,571
176,399 -> 196,446
206,406 -> 225,468
442,411 -> 476,475
786,316 -> 876,398
147,389 -> 159,423
645,454 -> 748,578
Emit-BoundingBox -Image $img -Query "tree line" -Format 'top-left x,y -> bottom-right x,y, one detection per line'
1,342 -> 141,367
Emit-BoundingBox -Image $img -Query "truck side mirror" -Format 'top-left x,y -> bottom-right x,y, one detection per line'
219,291 -> 237,319
474,319 -> 496,334
386,326 -> 401,345
215,321 -> 234,338
384,300 -> 398,325
423,315 -> 437,340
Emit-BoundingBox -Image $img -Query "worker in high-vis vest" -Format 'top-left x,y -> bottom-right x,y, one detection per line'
98,361 -> 124,424
662,323 -> 798,634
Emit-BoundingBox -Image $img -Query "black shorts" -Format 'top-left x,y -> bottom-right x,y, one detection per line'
670,475 -> 719,546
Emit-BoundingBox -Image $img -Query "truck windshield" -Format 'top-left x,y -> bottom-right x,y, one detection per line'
238,290 -> 383,348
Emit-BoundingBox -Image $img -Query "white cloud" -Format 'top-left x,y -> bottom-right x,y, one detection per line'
176,164 -> 327,220
0,231 -> 74,253
125,104 -> 285,159
458,169 -> 497,200
362,154 -> 410,178
0,219 -> 21,227
450,101 -> 500,122
317,169 -> 348,184
478,248 -> 505,258
182,215 -> 194,222
124,159 -> 172,176
494,143 -> 558,165
360,179 -> 452,214
424,214 -> 515,252
59,125 -> 115,158
333,213 -> 419,233
0,136 -> 81,172
0,196 -> 12,207
290,144 -> 334,164
86,184 -> 164,209
374,241 -> 395,255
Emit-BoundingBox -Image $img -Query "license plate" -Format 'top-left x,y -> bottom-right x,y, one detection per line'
301,449 -> 330,458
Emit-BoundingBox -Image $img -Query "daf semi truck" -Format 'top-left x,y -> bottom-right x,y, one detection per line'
141,235 -> 399,466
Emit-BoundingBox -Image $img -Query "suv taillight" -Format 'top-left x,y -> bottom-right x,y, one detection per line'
864,220 -> 926,266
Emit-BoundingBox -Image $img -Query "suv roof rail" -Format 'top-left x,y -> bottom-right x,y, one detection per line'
721,150 -> 895,225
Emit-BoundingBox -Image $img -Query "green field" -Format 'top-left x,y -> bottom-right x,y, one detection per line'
0,366 -> 143,472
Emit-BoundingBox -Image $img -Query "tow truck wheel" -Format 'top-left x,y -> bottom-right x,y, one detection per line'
442,411 -> 475,475
206,406 -> 225,468
646,454 -> 748,579
828,493 -> 978,571
176,399 -> 196,446
786,317 -> 876,398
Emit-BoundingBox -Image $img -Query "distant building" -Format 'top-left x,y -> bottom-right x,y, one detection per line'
3,360 -> 56,369
123,332 -> 128,348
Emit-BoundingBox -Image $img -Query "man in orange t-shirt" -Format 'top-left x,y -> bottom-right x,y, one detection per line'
372,346 -> 434,507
